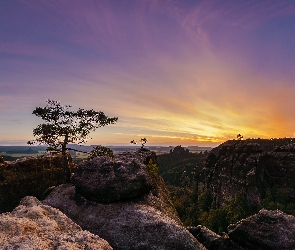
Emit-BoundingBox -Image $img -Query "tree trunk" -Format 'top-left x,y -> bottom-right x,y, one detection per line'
62,133 -> 71,183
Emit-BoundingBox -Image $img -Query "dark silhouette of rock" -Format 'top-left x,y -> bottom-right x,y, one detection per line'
211,138 -> 295,155
228,209 -> 295,250
188,225 -> 247,250
0,196 -> 112,249
262,144 -> 295,192
188,225 -> 222,249
44,150 -> 206,250
0,155 -> 4,164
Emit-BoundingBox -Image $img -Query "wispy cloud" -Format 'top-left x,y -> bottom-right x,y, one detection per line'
1,0 -> 295,145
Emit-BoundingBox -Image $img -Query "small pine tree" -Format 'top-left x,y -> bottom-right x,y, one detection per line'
28,100 -> 118,182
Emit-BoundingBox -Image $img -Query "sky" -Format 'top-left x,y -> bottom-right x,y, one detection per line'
1,0 -> 295,147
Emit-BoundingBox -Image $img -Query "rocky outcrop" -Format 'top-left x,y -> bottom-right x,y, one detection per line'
205,141 -> 295,208
0,154 -> 74,213
211,138 -> 295,155
44,150 -> 205,250
188,209 -> 295,250
188,225 -> 223,249
228,209 -> 295,249
72,153 -> 154,202
188,225 -> 243,250
0,196 -> 112,249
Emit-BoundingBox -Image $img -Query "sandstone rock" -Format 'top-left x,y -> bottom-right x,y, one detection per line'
71,150 -> 180,223
72,152 -> 155,202
205,141 -> 295,208
188,225 -> 245,250
263,144 -> 295,190
44,150 -> 206,250
188,225 -> 222,249
0,154 -> 74,213
204,142 -> 264,207
44,184 -> 205,250
0,196 -> 112,250
228,209 -> 295,250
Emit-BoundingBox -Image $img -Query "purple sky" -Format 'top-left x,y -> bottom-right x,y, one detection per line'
1,0 -> 295,146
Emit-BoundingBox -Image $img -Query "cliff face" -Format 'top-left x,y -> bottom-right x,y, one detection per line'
43,150 -> 206,250
0,154 -> 74,212
205,140 -> 295,208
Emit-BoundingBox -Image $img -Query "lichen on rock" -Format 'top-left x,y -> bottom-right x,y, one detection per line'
0,196 -> 112,250
72,152 -> 155,203
228,209 -> 295,249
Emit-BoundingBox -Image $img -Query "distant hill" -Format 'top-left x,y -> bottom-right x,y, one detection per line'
0,146 -> 47,153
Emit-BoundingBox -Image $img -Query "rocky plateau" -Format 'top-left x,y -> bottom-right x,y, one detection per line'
2,145 -> 295,249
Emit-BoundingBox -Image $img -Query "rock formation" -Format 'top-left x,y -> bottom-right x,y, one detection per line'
188,209 -> 295,250
71,153 -> 155,202
44,150 -> 206,250
204,140 -> 295,208
0,196 -> 112,249
188,225 -> 243,250
228,209 -> 295,249
188,225 -> 224,249
0,154 -> 74,212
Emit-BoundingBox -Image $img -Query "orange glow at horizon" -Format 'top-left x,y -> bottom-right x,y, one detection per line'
1,1 -> 295,146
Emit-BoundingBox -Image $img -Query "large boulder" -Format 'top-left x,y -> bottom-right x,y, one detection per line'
71,152 -> 155,202
228,209 -> 295,249
0,196 -> 112,250
44,150 -> 205,250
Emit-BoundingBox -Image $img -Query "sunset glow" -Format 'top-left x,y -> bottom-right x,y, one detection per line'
1,1 -> 295,146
